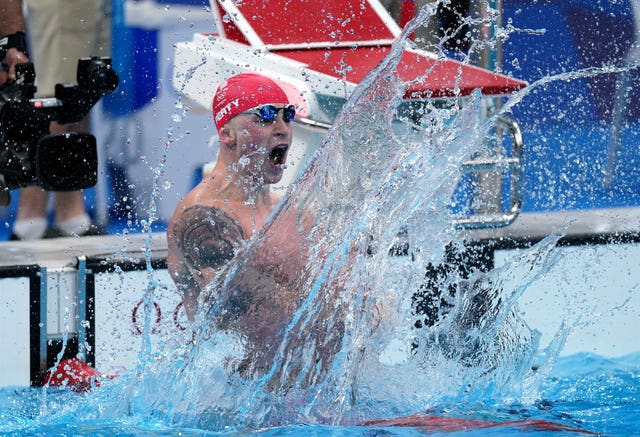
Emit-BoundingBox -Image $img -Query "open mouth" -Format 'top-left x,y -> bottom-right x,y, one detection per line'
268,145 -> 288,166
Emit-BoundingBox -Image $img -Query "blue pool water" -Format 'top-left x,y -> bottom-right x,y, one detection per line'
1,352 -> 638,435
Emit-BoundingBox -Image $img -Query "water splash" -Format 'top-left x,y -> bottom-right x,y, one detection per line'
126,12 -> 574,432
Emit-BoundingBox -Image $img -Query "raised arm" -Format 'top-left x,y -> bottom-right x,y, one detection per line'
167,204 -> 246,320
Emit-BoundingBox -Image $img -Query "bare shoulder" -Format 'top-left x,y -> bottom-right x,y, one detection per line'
170,180 -> 216,217
169,204 -> 246,267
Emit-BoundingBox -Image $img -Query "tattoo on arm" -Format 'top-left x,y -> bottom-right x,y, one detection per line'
174,205 -> 246,272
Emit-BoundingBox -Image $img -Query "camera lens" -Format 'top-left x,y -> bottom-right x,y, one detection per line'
77,57 -> 119,93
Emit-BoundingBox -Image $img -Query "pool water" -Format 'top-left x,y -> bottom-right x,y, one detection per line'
0,352 -> 638,435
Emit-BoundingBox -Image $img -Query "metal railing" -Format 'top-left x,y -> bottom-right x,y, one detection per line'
453,115 -> 524,230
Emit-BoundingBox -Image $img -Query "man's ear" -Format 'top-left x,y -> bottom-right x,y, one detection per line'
219,124 -> 236,149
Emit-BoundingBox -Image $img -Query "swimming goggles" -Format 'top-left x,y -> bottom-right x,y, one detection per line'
241,104 -> 296,124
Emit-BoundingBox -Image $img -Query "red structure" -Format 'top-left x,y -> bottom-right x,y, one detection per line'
211,0 -> 525,98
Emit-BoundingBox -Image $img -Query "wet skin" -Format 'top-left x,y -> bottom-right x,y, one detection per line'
167,108 -> 293,319
167,107 -> 345,387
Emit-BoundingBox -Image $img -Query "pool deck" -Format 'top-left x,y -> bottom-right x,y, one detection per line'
1,206 -> 638,269
469,206 -> 640,245
0,232 -> 168,270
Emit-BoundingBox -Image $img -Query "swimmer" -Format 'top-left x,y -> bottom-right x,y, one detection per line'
168,72 -> 351,387
167,72 -> 298,320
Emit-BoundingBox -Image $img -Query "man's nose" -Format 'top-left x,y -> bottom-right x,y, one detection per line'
272,115 -> 291,135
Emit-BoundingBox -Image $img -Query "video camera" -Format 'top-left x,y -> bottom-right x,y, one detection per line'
0,57 -> 119,206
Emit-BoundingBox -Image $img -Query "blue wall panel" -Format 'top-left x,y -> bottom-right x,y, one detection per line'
502,0 -> 640,211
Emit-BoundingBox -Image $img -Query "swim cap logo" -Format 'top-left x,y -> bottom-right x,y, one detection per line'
215,98 -> 240,126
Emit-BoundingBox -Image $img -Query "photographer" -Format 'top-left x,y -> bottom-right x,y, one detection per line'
4,0 -> 111,240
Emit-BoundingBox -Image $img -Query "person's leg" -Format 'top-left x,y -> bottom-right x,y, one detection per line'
53,190 -> 93,235
47,0 -> 110,236
11,187 -> 49,240
12,0 -> 110,239
10,0 -> 57,240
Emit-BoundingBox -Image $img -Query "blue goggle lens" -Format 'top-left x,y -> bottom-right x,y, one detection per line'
246,104 -> 295,123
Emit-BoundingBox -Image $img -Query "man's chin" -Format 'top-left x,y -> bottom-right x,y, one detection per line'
264,160 -> 286,182
264,168 -> 285,185
265,173 -> 284,185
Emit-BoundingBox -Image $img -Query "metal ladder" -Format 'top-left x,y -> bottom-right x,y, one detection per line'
453,115 -> 524,230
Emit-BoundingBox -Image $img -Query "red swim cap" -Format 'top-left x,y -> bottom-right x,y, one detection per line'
212,72 -> 290,131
